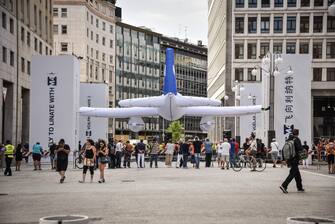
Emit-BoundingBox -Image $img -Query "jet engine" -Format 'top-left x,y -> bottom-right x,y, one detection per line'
128,117 -> 145,132
200,116 -> 216,132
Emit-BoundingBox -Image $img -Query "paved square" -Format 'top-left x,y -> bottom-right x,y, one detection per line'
0,163 -> 334,224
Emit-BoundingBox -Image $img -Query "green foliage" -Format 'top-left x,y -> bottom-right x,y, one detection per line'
166,121 -> 184,142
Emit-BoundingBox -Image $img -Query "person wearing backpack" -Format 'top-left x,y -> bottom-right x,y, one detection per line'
280,129 -> 305,194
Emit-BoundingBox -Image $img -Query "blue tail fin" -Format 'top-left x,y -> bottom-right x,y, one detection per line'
163,48 -> 177,95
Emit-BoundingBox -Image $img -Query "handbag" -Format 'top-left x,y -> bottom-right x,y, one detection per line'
100,156 -> 110,164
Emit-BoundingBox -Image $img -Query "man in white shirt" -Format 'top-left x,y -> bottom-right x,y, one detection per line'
221,138 -> 231,170
115,140 -> 124,168
269,138 -> 279,168
217,140 -> 224,168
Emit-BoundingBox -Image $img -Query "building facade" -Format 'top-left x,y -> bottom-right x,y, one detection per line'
208,0 -> 335,143
53,0 -> 118,135
0,0 -> 53,145
114,22 -> 161,140
160,36 -> 208,140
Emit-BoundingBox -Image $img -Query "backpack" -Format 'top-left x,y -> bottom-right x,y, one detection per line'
282,140 -> 295,161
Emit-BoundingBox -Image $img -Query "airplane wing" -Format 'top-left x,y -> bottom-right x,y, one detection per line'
183,105 -> 262,117
79,107 -> 159,118
174,94 -> 221,107
118,95 -> 166,107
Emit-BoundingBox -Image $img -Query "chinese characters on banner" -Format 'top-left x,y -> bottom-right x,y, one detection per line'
283,75 -> 294,139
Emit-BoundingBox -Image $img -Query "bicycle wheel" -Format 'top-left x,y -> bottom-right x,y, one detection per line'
232,159 -> 243,172
255,158 -> 266,172
75,157 -> 83,169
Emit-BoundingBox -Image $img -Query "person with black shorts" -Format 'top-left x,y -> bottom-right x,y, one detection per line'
326,140 -> 334,174
55,139 -> 70,183
79,139 -> 96,183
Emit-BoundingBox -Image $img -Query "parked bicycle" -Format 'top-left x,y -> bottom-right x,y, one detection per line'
74,151 -> 84,169
232,153 -> 266,172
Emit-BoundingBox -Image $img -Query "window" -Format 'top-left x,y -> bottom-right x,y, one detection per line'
260,43 -> 270,57
248,0 -> 257,8
326,42 -> 335,58
313,42 -> 322,59
27,61 -> 30,75
236,0 -> 245,8
274,0 -> 283,7
273,43 -> 283,53
21,57 -> 25,72
90,15 -> 93,25
110,55 -> 113,64
39,41 -> 42,54
110,25 -> 113,33
96,18 -> 99,28
248,68 -> 257,81
274,16 -> 283,33
328,16 -> 335,32
9,18 -> 13,33
287,16 -> 296,33
235,68 -> 244,81
301,0 -> 310,6
327,68 -> 335,81
248,17 -> 257,33
96,34 -> 99,43
102,37 -> 105,46
110,40 -> 113,48
314,16 -> 323,33
53,8 -> 58,17
60,25 -> 67,34
34,37 -> 37,51
314,0 -> 323,6
300,16 -> 309,33
21,27 -> 25,42
286,42 -> 296,54
38,10 -> 42,30
2,12 -> 6,29
61,42 -> 68,52
261,0 -> 270,7
247,43 -> 257,59
34,5 -> 37,26
61,8 -> 67,17
53,24 -> 58,34
102,53 -> 105,61
235,17 -> 244,33
96,50 -> 99,59
287,0 -> 296,7
90,31 -> 93,40
10,51 -> 14,66
299,42 -> 309,54
2,46 -> 7,63
235,43 -> 244,59
261,17 -> 270,33
102,22 -> 105,31
27,32 -> 30,46
45,46 -> 48,55
313,68 -> 322,81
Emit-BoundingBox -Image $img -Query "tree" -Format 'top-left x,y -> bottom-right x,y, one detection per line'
166,121 -> 184,142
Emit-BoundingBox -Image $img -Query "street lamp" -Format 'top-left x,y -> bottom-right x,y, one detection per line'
251,52 -> 292,145
232,80 -> 245,139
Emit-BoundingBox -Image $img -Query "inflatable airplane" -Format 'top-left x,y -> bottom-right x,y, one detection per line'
80,48 -> 263,132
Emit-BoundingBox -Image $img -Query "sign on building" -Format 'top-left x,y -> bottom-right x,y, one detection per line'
79,83 -> 108,145
30,56 -> 80,157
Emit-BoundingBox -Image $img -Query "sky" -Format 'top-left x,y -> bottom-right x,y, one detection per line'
116,0 -> 208,45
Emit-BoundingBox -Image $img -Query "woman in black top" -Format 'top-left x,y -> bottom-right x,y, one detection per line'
97,140 -> 109,183
79,139 -> 96,183
15,144 -> 23,171
56,139 -> 70,183
242,138 -> 250,154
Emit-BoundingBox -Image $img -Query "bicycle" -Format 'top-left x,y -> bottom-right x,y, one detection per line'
74,151 -> 84,169
232,153 -> 266,172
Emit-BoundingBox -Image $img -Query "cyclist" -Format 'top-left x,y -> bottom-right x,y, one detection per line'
245,136 -> 257,171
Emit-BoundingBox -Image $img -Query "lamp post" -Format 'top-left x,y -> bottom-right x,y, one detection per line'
232,80 -> 245,139
251,52 -> 292,145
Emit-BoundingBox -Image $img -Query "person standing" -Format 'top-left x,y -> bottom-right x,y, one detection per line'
280,129 -> 305,193
217,140 -> 224,168
123,141 -> 133,168
326,140 -> 334,174
149,138 -> 159,168
270,138 -> 279,168
193,136 -> 203,169
302,141 -> 311,169
49,141 -> 57,170
115,140 -> 124,168
56,139 -> 70,183
97,140 -> 109,183
32,142 -> 43,170
164,139 -> 175,168
108,138 -> 116,169
175,141 -> 183,168
180,140 -> 190,168
79,139 -> 96,183
4,140 -> 14,176
229,139 -> 236,168
203,139 -> 213,168
15,143 -> 23,171
221,138 -> 231,170
136,140 -> 146,168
